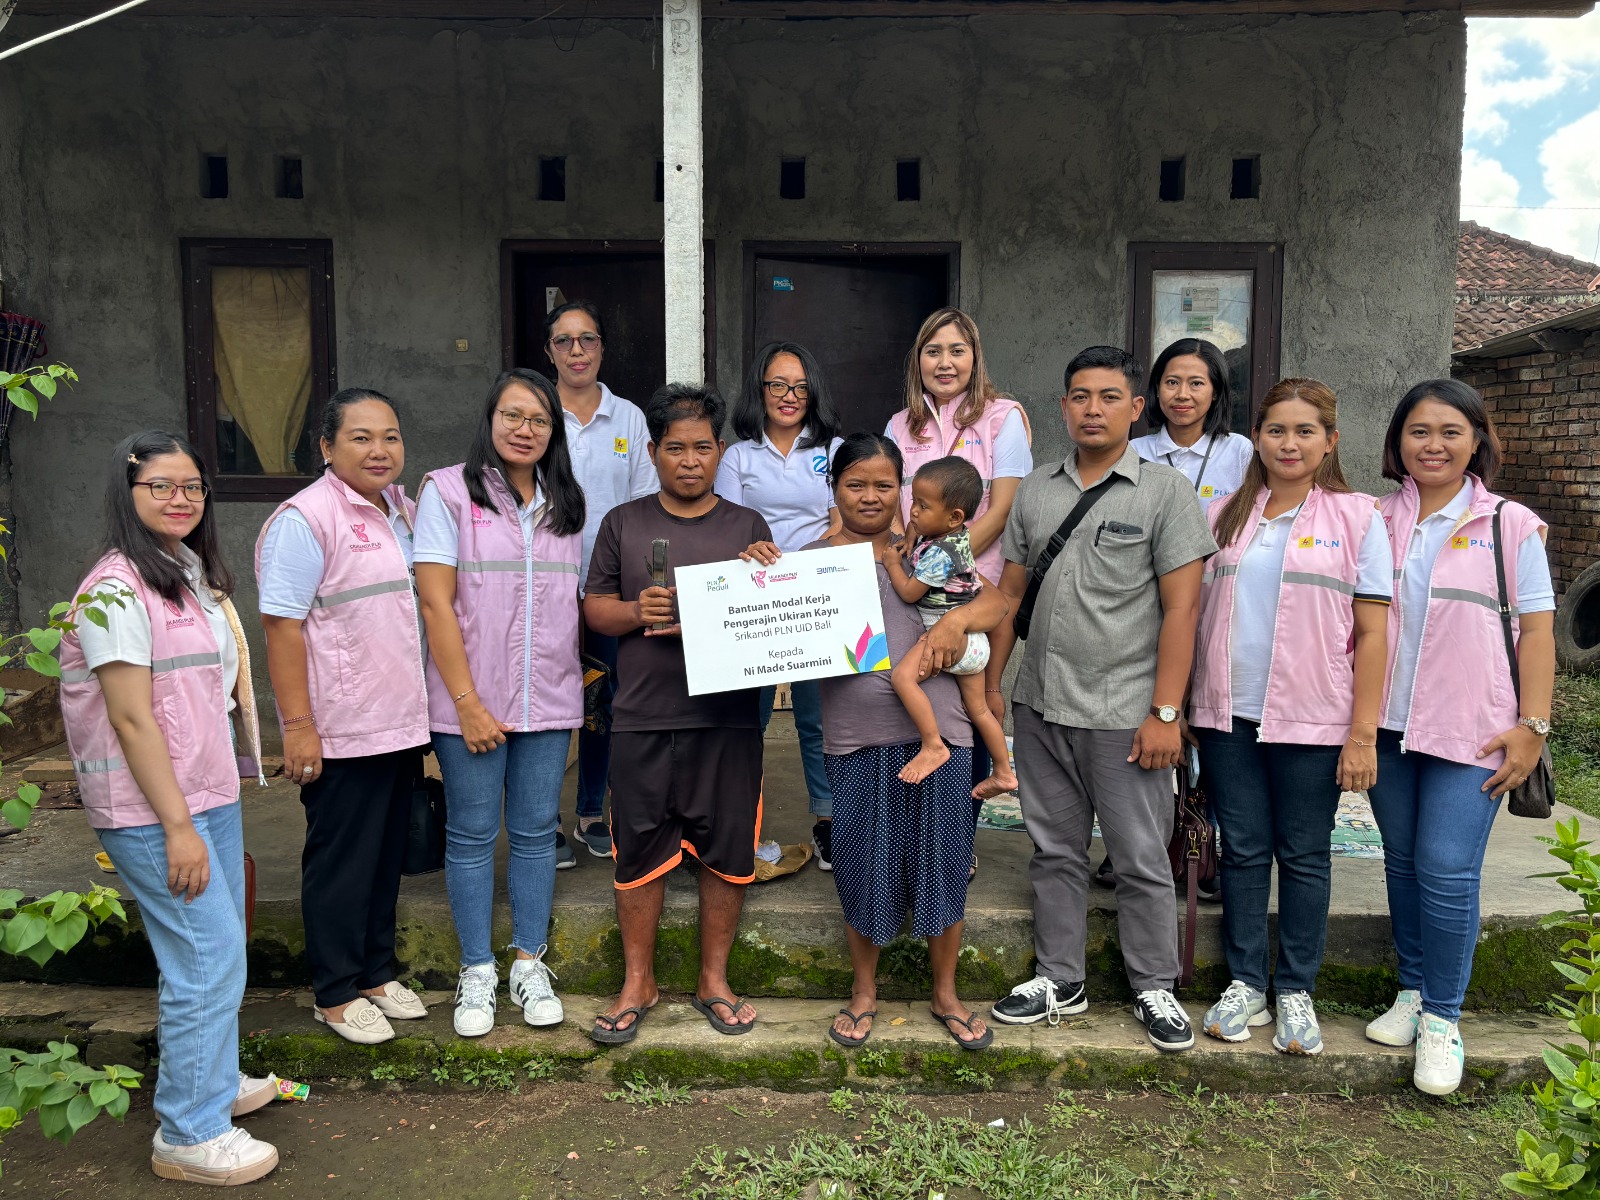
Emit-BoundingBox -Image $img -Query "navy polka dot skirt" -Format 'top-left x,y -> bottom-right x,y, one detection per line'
824,742 -> 975,947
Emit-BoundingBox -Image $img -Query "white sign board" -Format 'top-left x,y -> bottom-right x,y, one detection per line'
675,543 -> 890,696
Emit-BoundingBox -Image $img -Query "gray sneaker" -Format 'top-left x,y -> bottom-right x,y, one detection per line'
554,831 -> 577,870
1273,990 -> 1324,1055
1202,980 -> 1272,1042
574,819 -> 612,858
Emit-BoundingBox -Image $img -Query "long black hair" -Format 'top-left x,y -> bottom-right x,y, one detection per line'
1145,339 -> 1232,437
1382,378 -> 1503,488
732,342 -> 840,450
465,369 -> 585,537
319,386 -> 398,469
827,431 -> 903,489
101,430 -> 233,605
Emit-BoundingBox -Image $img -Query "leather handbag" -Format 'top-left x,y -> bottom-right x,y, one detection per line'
581,651 -> 612,737
403,773 -> 448,875
1491,502 -> 1555,819
1167,765 -> 1217,987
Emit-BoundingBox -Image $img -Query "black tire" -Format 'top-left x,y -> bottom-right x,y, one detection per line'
1556,561 -> 1600,674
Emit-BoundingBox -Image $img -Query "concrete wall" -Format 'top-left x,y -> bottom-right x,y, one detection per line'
0,11 -> 1465,707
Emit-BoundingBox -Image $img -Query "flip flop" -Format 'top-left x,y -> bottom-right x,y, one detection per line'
692,995 -> 756,1036
827,1008 -> 877,1048
931,1009 -> 994,1051
590,1004 -> 652,1046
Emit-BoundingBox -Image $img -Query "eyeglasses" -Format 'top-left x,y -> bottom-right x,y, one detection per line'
763,380 -> 811,402
133,481 -> 209,501
499,410 -> 553,433
550,333 -> 602,354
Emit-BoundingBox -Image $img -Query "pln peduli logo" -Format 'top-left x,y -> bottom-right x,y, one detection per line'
843,625 -> 890,674
706,574 -> 729,592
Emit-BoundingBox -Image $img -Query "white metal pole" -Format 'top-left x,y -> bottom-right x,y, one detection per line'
661,0 -> 704,386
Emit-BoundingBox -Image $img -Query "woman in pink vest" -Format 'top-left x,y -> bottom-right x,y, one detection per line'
60,431 -> 278,1185
414,369 -> 585,1039
1189,379 -> 1391,1059
257,389 -> 431,1046
884,307 -> 1032,869
1365,379 -> 1555,1097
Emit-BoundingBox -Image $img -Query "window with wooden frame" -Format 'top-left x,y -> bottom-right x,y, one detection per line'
182,238 -> 336,501
1128,242 -> 1283,433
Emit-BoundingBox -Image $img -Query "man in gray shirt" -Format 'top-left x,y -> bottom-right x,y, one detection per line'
983,346 -> 1217,1052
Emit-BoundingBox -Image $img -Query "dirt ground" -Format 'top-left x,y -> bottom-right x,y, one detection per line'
0,1077 -> 1528,1200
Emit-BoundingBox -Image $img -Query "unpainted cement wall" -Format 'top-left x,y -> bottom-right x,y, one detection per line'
0,12 -> 1464,712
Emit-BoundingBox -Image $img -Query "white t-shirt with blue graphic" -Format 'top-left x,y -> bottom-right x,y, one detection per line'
715,435 -> 845,553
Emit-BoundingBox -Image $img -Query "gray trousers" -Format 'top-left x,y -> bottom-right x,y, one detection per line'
1013,703 -> 1179,992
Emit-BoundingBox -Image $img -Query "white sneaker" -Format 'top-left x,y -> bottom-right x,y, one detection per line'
1414,1013 -> 1465,1096
152,1127 -> 279,1185
367,980 -> 428,1021
313,996 -> 394,1045
509,947 -> 565,1028
1366,989 -> 1423,1047
453,963 -> 499,1038
231,1072 -> 277,1117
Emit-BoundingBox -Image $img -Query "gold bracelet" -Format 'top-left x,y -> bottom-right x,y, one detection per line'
281,713 -> 315,726
452,687 -> 475,704
1347,736 -> 1374,747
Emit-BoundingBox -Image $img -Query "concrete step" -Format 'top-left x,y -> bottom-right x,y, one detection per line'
0,720 -> 1578,1011
0,981 -> 1560,1098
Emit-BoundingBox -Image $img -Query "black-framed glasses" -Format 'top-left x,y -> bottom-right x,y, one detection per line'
499,410 -> 553,433
763,380 -> 811,402
550,332 -> 602,354
133,481 -> 209,501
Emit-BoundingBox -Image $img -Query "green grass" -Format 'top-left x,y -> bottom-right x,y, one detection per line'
1554,672 -> 1600,819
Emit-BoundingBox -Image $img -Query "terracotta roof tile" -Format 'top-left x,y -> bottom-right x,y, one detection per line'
1454,222 -> 1600,352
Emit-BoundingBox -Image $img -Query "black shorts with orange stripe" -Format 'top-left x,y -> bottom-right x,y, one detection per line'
609,728 -> 764,889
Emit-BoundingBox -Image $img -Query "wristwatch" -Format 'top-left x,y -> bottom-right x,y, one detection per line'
1520,716 -> 1551,737
1150,704 -> 1179,724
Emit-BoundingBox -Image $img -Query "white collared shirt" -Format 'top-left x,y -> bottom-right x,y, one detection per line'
562,384 -> 657,593
715,434 -> 845,552
1383,480 -> 1555,731
1131,428 -> 1255,509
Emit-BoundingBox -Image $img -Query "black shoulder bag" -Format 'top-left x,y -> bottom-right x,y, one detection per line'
1491,501 -> 1555,819
1013,474 -> 1122,640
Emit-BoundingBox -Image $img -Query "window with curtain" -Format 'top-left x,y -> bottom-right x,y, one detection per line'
182,239 -> 336,501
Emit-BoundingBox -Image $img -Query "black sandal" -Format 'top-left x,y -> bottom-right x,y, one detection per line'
590,1005 -> 652,1045
931,1009 -> 994,1051
827,1008 -> 877,1048
692,995 -> 756,1036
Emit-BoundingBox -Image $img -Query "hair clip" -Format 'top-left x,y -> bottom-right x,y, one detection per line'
127,454 -> 139,464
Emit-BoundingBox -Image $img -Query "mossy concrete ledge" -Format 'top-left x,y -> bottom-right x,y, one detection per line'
0,982 -> 1564,1099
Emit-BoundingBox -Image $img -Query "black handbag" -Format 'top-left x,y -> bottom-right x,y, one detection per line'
1491,502 -> 1555,820
581,651 -> 613,736
402,773 -> 448,875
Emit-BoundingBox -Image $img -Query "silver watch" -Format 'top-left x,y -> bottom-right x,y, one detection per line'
1150,704 -> 1179,724
1520,716 -> 1551,738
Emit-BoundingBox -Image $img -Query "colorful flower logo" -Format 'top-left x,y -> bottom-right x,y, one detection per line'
843,624 -> 890,674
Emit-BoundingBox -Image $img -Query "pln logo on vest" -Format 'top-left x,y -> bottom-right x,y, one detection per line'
1297,536 -> 1342,550
1451,536 -> 1493,551
162,597 -> 196,629
349,523 -> 382,553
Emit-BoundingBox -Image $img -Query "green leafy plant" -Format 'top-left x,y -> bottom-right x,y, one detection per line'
1503,817 -> 1600,1196
603,1074 -> 691,1108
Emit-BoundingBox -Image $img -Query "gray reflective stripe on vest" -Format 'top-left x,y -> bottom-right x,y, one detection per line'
60,667 -> 96,683
1282,571 -> 1355,596
149,651 -> 222,673
73,756 -> 125,774
1201,564 -> 1239,584
310,578 -> 413,608
456,560 -> 579,575
1431,585 -> 1517,616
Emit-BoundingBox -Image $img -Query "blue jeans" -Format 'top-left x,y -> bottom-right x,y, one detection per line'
97,802 -> 246,1146
1368,730 -> 1499,1022
575,630 -> 617,821
1195,719 -> 1341,994
758,680 -> 833,819
435,730 -> 567,968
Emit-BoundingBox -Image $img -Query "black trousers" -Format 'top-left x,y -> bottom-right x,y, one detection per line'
299,746 -> 425,1008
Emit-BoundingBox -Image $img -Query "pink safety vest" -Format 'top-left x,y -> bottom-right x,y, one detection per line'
59,552 -> 262,830
887,395 -> 1031,584
1378,475 -> 1545,769
418,465 -> 583,734
255,472 -> 429,759
1190,486 -> 1383,745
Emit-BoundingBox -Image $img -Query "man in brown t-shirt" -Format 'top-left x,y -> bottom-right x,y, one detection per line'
583,383 -> 772,1044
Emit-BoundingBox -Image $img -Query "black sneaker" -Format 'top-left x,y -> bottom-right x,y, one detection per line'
991,976 -> 1088,1026
1094,855 -> 1116,888
1133,988 -> 1195,1052
811,820 -> 833,873
554,831 -> 576,871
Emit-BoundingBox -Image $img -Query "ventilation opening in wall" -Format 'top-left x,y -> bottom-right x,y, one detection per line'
1231,156 -> 1261,200
780,157 -> 806,200
654,160 -> 665,203
1158,157 -> 1185,203
539,156 -> 567,202
276,156 -> 304,199
201,154 -> 229,200
896,159 -> 921,202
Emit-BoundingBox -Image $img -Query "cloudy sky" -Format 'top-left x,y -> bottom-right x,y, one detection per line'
1464,14 -> 1600,265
